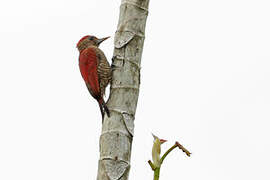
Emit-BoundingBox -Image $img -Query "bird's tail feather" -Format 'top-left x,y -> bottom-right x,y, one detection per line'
103,103 -> 110,117
98,98 -> 110,119
98,102 -> 105,120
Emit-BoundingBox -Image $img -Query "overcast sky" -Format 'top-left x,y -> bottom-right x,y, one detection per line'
0,0 -> 270,180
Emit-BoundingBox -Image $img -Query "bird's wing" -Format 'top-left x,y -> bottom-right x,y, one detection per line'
93,47 -> 112,97
79,48 -> 100,99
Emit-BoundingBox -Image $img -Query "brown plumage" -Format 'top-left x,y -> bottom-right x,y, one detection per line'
77,35 -> 112,119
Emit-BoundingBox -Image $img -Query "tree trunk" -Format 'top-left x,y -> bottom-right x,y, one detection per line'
96,0 -> 150,179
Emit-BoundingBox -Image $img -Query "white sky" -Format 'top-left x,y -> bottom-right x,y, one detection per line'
0,0 -> 270,180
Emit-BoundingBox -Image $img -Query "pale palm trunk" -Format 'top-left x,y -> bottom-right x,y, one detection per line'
96,0 -> 150,179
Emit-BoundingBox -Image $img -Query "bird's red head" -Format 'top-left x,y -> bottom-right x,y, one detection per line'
77,35 -> 110,52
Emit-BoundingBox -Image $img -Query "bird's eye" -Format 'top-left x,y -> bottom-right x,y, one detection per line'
89,36 -> 94,40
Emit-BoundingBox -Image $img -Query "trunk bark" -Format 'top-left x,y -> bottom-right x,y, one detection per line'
96,0 -> 150,179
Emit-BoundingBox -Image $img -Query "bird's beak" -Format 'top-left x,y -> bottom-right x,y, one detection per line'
97,36 -> 110,45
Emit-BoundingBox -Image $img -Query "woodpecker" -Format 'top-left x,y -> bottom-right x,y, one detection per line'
152,134 -> 167,168
77,35 -> 112,119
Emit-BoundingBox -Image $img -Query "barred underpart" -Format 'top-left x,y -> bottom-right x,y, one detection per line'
94,47 -> 112,97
